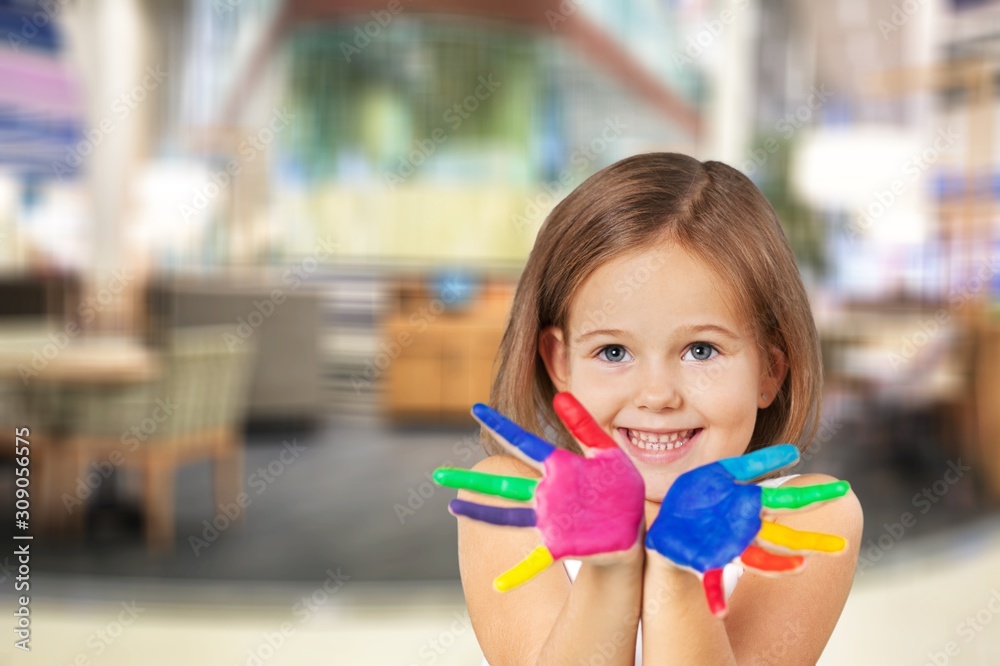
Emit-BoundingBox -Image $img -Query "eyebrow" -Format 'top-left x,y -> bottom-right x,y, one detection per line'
574,328 -> 631,344
675,323 -> 742,340
574,323 -> 741,345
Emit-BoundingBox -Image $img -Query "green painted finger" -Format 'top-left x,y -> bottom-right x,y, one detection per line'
762,481 -> 850,509
433,467 -> 538,501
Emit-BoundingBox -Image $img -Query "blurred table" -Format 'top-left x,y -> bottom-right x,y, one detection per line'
0,320 -> 162,531
817,305 -> 1000,499
0,321 -> 160,384
818,308 -> 964,400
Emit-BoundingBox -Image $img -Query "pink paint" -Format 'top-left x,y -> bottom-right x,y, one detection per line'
535,448 -> 645,559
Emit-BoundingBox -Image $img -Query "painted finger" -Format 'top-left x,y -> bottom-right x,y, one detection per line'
762,481 -> 850,510
717,444 -> 799,481
494,545 -> 555,592
757,520 -> 846,553
739,544 -> 805,573
552,392 -> 617,451
702,568 -> 727,617
448,499 -> 537,527
433,467 -> 538,501
472,403 -> 555,465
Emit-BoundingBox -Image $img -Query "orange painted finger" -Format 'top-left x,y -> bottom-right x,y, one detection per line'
739,544 -> 805,572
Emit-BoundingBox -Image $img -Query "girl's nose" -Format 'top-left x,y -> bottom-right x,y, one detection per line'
634,365 -> 682,412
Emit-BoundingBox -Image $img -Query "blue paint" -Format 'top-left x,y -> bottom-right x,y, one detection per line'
472,403 -> 555,463
647,462 -> 764,572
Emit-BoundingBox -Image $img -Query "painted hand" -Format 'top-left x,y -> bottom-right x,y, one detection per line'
434,393 -> 645,592
645,445 -> 850,617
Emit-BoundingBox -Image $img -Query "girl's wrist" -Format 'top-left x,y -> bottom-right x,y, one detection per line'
642,553 -> 711,621
580,537 -> 645,576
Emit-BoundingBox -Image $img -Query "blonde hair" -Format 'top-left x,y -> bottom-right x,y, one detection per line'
486,152 -> 822,457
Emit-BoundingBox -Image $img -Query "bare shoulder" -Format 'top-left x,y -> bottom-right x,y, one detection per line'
723,472 -> 863,663
455,455 -> 568,666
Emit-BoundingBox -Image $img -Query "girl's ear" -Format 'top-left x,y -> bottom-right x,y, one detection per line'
759,344 -> 789,408
538,326 -> 570,392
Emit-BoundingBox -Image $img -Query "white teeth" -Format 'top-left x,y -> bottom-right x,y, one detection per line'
626,428 -> 696,451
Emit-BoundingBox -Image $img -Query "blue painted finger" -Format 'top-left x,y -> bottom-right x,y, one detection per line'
448,499 -> 538,527
471,403 -> 555,464
717,444 -> 799,481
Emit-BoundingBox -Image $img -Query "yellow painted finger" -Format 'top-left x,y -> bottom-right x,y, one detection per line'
758,520 -> 846,553
493,545 -> 555,592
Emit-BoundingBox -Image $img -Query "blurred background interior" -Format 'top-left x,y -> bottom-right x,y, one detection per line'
2,0 -> 1000,663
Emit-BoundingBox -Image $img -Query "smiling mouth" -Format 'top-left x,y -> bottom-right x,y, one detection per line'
620,427 -> 701,452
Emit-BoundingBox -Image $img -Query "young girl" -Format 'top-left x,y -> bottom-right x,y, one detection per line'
455,153 -> 863,664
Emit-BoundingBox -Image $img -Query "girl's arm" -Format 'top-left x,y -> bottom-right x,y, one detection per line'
458,454 -> 644,666
640,473 -> 863,664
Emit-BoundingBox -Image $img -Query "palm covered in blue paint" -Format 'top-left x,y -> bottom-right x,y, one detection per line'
646,445 -> 850,617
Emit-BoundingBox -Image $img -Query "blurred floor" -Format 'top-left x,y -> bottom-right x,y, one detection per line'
10,581 -> 484,665
821,514 -> 1000,665
5,418 -> 486,584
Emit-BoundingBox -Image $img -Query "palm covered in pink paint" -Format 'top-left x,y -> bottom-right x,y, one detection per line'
434,393 -> 646,590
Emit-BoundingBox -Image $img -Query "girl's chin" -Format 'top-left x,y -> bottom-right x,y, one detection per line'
641,481 -> 673,503
635,464 -> 699,502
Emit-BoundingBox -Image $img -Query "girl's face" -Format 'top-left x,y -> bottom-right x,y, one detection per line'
539,242 -> 787,501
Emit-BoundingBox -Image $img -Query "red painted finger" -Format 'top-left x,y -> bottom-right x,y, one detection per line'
702,568 -> 727,617
739,545 -> 804,573
552,392 -> 617,450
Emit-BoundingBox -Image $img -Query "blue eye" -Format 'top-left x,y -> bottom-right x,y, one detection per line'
597,345 -> 633,363
683,343 -> 718,361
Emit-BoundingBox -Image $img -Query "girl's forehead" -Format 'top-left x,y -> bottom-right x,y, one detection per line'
567,245 -> 752,338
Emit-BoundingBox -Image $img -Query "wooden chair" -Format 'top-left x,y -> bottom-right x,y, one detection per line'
56,326 -> 256,550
